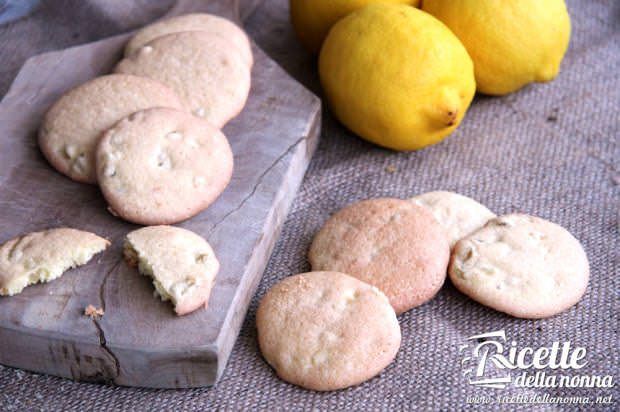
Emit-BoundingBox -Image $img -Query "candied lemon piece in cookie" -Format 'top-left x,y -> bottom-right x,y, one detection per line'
0,228 -> 109,296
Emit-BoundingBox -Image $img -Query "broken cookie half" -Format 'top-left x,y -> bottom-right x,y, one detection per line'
0,228 -> 110,296
123,225 -> 219,316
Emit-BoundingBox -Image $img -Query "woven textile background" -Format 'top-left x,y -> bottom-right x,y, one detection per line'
0,0 -> 618,410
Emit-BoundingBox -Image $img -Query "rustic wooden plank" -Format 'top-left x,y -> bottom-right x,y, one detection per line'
0,0 -> 320,388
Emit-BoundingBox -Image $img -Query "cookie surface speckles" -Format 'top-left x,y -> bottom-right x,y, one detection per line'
124,13 -> 253,67
96,107 -> 233,225
0,228 -> 109,296
411,191 -> 496,248
449,214 -> 590,318
115,31 -> 251,128
308,198 -> 450,314
38,74 -> 187,184
124,225 -> 219,316
256,271 -> 401,391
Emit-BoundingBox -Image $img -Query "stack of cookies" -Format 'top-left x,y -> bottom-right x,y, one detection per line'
257,191 -> 590,391
38,13 -> 253,225
1,14 -> 255,316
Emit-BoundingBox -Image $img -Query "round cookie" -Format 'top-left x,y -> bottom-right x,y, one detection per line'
96,107 -> 233,225
449,214 -> 590,319
39,74 -> 187,184
308,198 -> 450,314
411,191 -> 496,249
115,31 -> 251,128
124,13 -> 253,67
256,271 -> 401,391
124,225 -> 219,316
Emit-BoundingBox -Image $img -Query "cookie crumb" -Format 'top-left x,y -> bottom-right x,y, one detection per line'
84,305 -> 104,319
385,165 -> 397,173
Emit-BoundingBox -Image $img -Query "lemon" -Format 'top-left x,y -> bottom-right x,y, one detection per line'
290,0 -> 420,53
319,4 -> 475,151
422,0 -> 571,95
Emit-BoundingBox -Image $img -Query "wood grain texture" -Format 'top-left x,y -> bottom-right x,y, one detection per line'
0,0 -> 320,388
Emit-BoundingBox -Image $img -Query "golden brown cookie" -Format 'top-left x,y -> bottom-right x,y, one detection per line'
256,271 -> 401,391
309,198 -> 450,314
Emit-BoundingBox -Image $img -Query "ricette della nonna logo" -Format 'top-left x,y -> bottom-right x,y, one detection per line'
459,330 -> 614,390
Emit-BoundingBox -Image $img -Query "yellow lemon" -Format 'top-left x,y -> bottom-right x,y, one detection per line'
319,4 -> 475,151
290,0 -> 420,53
422,0 -> 571,95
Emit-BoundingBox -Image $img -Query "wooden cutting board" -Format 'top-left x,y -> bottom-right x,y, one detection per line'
0,0 -> 320,388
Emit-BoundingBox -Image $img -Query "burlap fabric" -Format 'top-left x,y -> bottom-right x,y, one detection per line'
0,0 -> 618,410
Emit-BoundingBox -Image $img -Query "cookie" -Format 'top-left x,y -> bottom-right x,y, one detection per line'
256,271 -> 401,391
124,13 -> 253,67
96,107 -> 233,225
0,228 -> 109,296
411,191 -> 496,249
115,31 -> 251,128
124,226 -> 219,316
308,198 -> 450,314
39,74 -> 187,184
449,214 -> 590,318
